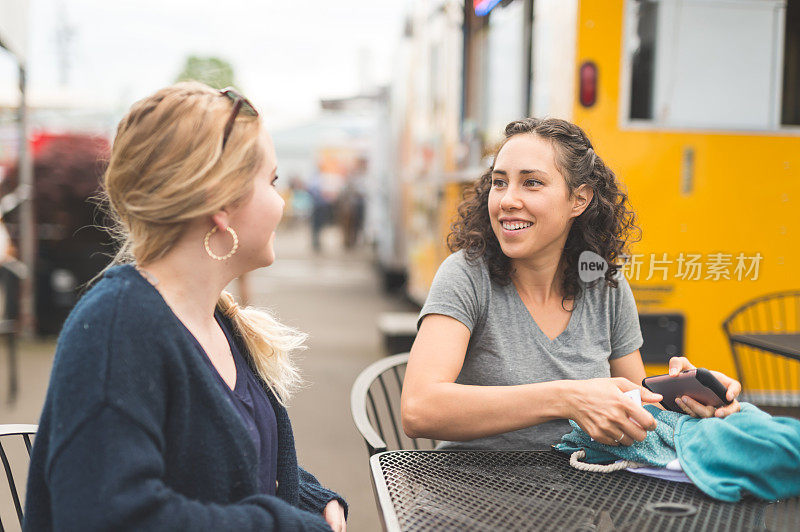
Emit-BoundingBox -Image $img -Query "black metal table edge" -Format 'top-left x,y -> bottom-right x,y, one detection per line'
729,334 -> 800,362
370,451 -> 404,532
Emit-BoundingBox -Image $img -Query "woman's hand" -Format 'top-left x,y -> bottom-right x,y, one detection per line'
667,356 -> 741,418
567,377 -> 663,447
323,500 -> 346,532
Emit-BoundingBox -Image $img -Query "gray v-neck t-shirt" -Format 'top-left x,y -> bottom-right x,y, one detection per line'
418,250 -> 643,450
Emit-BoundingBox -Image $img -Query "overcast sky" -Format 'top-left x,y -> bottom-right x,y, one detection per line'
0,0 -> 409,128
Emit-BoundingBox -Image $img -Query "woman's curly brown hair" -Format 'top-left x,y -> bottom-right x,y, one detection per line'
447,117 -> 641,310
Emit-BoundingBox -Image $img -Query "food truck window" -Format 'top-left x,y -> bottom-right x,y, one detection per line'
624,0 -> 799,129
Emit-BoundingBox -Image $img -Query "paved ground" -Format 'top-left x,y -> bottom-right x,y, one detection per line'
256,225 -> 417,531
0,222 -> 417,531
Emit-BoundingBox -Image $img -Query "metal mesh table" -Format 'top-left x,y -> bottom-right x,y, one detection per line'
370,450 -> 800,531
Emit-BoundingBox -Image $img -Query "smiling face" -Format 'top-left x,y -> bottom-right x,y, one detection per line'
228,127 -> 285,269
488,133 -> 589,267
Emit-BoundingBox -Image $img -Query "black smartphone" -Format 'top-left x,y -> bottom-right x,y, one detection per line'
642,368 -> 731,413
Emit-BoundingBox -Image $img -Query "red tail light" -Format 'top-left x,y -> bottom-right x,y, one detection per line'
579,61 -> 598,108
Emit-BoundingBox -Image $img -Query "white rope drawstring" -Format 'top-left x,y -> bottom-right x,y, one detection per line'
569,450 -> 644,473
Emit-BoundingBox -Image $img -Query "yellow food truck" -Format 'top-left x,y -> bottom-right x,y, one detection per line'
383,0 -> 799,393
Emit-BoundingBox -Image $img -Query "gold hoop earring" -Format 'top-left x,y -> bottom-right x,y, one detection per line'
204,226 -> 239,261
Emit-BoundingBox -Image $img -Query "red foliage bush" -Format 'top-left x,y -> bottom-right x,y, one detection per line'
2,133 -> 112,334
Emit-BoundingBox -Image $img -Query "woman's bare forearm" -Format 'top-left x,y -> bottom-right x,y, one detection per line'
401,379 -> 577,441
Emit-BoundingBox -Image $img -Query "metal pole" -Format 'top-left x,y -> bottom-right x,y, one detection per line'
17,63 -> 35,336
460,0 -> 470,129
522,0 -> 533,117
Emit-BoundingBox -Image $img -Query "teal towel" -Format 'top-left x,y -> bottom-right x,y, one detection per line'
676,403 -> 800,502
555,403 -> 800,502
556,405 -> 681,466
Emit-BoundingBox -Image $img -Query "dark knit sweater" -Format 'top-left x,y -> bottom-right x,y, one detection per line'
23,265 -> 346,531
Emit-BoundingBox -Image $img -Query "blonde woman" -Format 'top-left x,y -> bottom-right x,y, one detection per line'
24,83 -> 347,531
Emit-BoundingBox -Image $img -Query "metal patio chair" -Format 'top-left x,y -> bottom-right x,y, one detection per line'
0,424 -> 37,530
350,353 -> 437,456
722,291 -> 800,409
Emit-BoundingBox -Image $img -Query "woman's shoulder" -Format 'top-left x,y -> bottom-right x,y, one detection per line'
427,251 -> 492,309
56,263 -> 181,372
438,250 -> 489,278
63,264 -> 163,332
52,262 -> 193,394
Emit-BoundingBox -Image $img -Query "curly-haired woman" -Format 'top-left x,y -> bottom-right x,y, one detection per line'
401,118 -> 741,451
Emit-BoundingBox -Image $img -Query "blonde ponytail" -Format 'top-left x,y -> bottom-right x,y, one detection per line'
217,291 -> 305,404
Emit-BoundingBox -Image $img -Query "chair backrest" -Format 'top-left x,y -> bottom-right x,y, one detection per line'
723,291 -> 800,336
350,353 -> 437,456
0,424 -> 37,530
722,291 -> 800,406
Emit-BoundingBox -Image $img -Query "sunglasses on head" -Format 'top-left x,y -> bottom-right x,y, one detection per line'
219,87 -> 259,150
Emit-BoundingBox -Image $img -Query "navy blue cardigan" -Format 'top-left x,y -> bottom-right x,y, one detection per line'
24,265 -> 346,531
